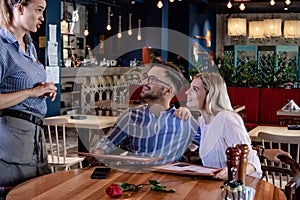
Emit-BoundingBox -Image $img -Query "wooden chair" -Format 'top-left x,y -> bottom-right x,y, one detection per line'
43,118 -> 84,172
258,132 -> 300,191
285,171 -> 300,200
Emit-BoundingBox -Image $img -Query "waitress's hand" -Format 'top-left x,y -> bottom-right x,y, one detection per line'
30,82 -> 57,101
174,106 -> 191,120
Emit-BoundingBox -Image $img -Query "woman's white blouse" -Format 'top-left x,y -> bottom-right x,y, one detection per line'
199,110 -> 262,178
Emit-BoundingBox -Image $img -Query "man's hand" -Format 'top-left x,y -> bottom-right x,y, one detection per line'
174,107 -> 191,120
85,148 -> 105,166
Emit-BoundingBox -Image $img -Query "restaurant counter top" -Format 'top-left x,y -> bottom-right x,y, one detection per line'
60,66 -> 146,78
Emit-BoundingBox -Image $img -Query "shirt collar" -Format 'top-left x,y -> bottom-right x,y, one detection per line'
0,28 -> 32,48
144,104 -> 175,117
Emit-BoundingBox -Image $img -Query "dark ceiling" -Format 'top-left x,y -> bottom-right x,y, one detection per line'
75,0 -> 300,14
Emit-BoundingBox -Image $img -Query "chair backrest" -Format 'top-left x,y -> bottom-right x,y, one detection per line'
258,132 -> 300,163
258,132 -> 300,190
260,155 -> 300,191
285,171 -> 300,200
43,118 -> 69,164
279,118 -> 300,126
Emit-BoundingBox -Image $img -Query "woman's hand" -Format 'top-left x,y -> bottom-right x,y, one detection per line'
264,149 -> 292,163
174,107 -> 191,120
213,167 -> 228,180
29,82 -> 57,101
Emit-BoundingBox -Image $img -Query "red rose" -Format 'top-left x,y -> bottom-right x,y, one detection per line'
106,184 -> 122,198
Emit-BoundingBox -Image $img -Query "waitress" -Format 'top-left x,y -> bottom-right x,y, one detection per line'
0,0 -> 57,198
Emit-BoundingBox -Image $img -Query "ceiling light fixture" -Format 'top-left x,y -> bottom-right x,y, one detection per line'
106,7 -> 111,31
227,18 -> 247,36
227,0 -> 233,9
84,10 -> 89,36
157,1 -> 163,9
117,15 -> 122,39
137,19 -> 142,41
285,0 -> 291,5
169,0 -> 175,2
270,0 -> 275,6
128,13 -> 132,36
239,2 -> 246,11
284,2 -> 289,11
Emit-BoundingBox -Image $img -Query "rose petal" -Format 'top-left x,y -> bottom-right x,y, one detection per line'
106,184 -> 122,198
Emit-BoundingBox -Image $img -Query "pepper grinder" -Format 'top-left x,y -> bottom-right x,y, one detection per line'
236,144 -> 249,185
226,146 -> 241,181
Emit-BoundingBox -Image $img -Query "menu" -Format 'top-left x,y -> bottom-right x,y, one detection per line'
150,162 -> 222,176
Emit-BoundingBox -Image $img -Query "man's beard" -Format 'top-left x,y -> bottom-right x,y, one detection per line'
140,87 -> 164,100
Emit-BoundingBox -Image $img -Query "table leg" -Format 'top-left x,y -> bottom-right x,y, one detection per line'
77,128 -> 90,152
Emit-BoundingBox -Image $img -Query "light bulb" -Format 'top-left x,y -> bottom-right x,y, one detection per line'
239,3 -> 245,11
61,19 -> 67,27
285,0 -> 291,5
137,35 -> 142,40
227,1 -> 232,9
169,0 -> 174,2
157,1 -> 163,8
106,24 -> 111,30
117,32 -> 122,38
270,0 -> 275,6
84,29 -> 89,36
128,29 -> 132,35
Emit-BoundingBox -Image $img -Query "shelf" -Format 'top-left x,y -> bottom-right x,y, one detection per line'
63,47 -> 75,49
61,91 -> 80,94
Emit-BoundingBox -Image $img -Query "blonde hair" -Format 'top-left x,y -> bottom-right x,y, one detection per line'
193,72 -> 233,116
0,0 -> 31,28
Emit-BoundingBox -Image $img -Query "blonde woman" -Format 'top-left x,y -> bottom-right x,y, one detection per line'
176,72 -> 262,180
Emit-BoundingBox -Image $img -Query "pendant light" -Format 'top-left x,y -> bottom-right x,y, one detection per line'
84,10 -> 89,36
270,0 -> 275,6
106,7 -> 111,31
157,1 -> 163,9
239,2 -> 246,11
128,13 -> 132,36
118,15 -> 122,39
137,19 -> 142,41
227,0 -> 232,9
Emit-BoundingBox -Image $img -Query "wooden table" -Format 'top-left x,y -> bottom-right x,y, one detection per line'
44,115 -> 117,152
277,109 -> 300,117
7,167 -> 286,200
248,125 -> 300,142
